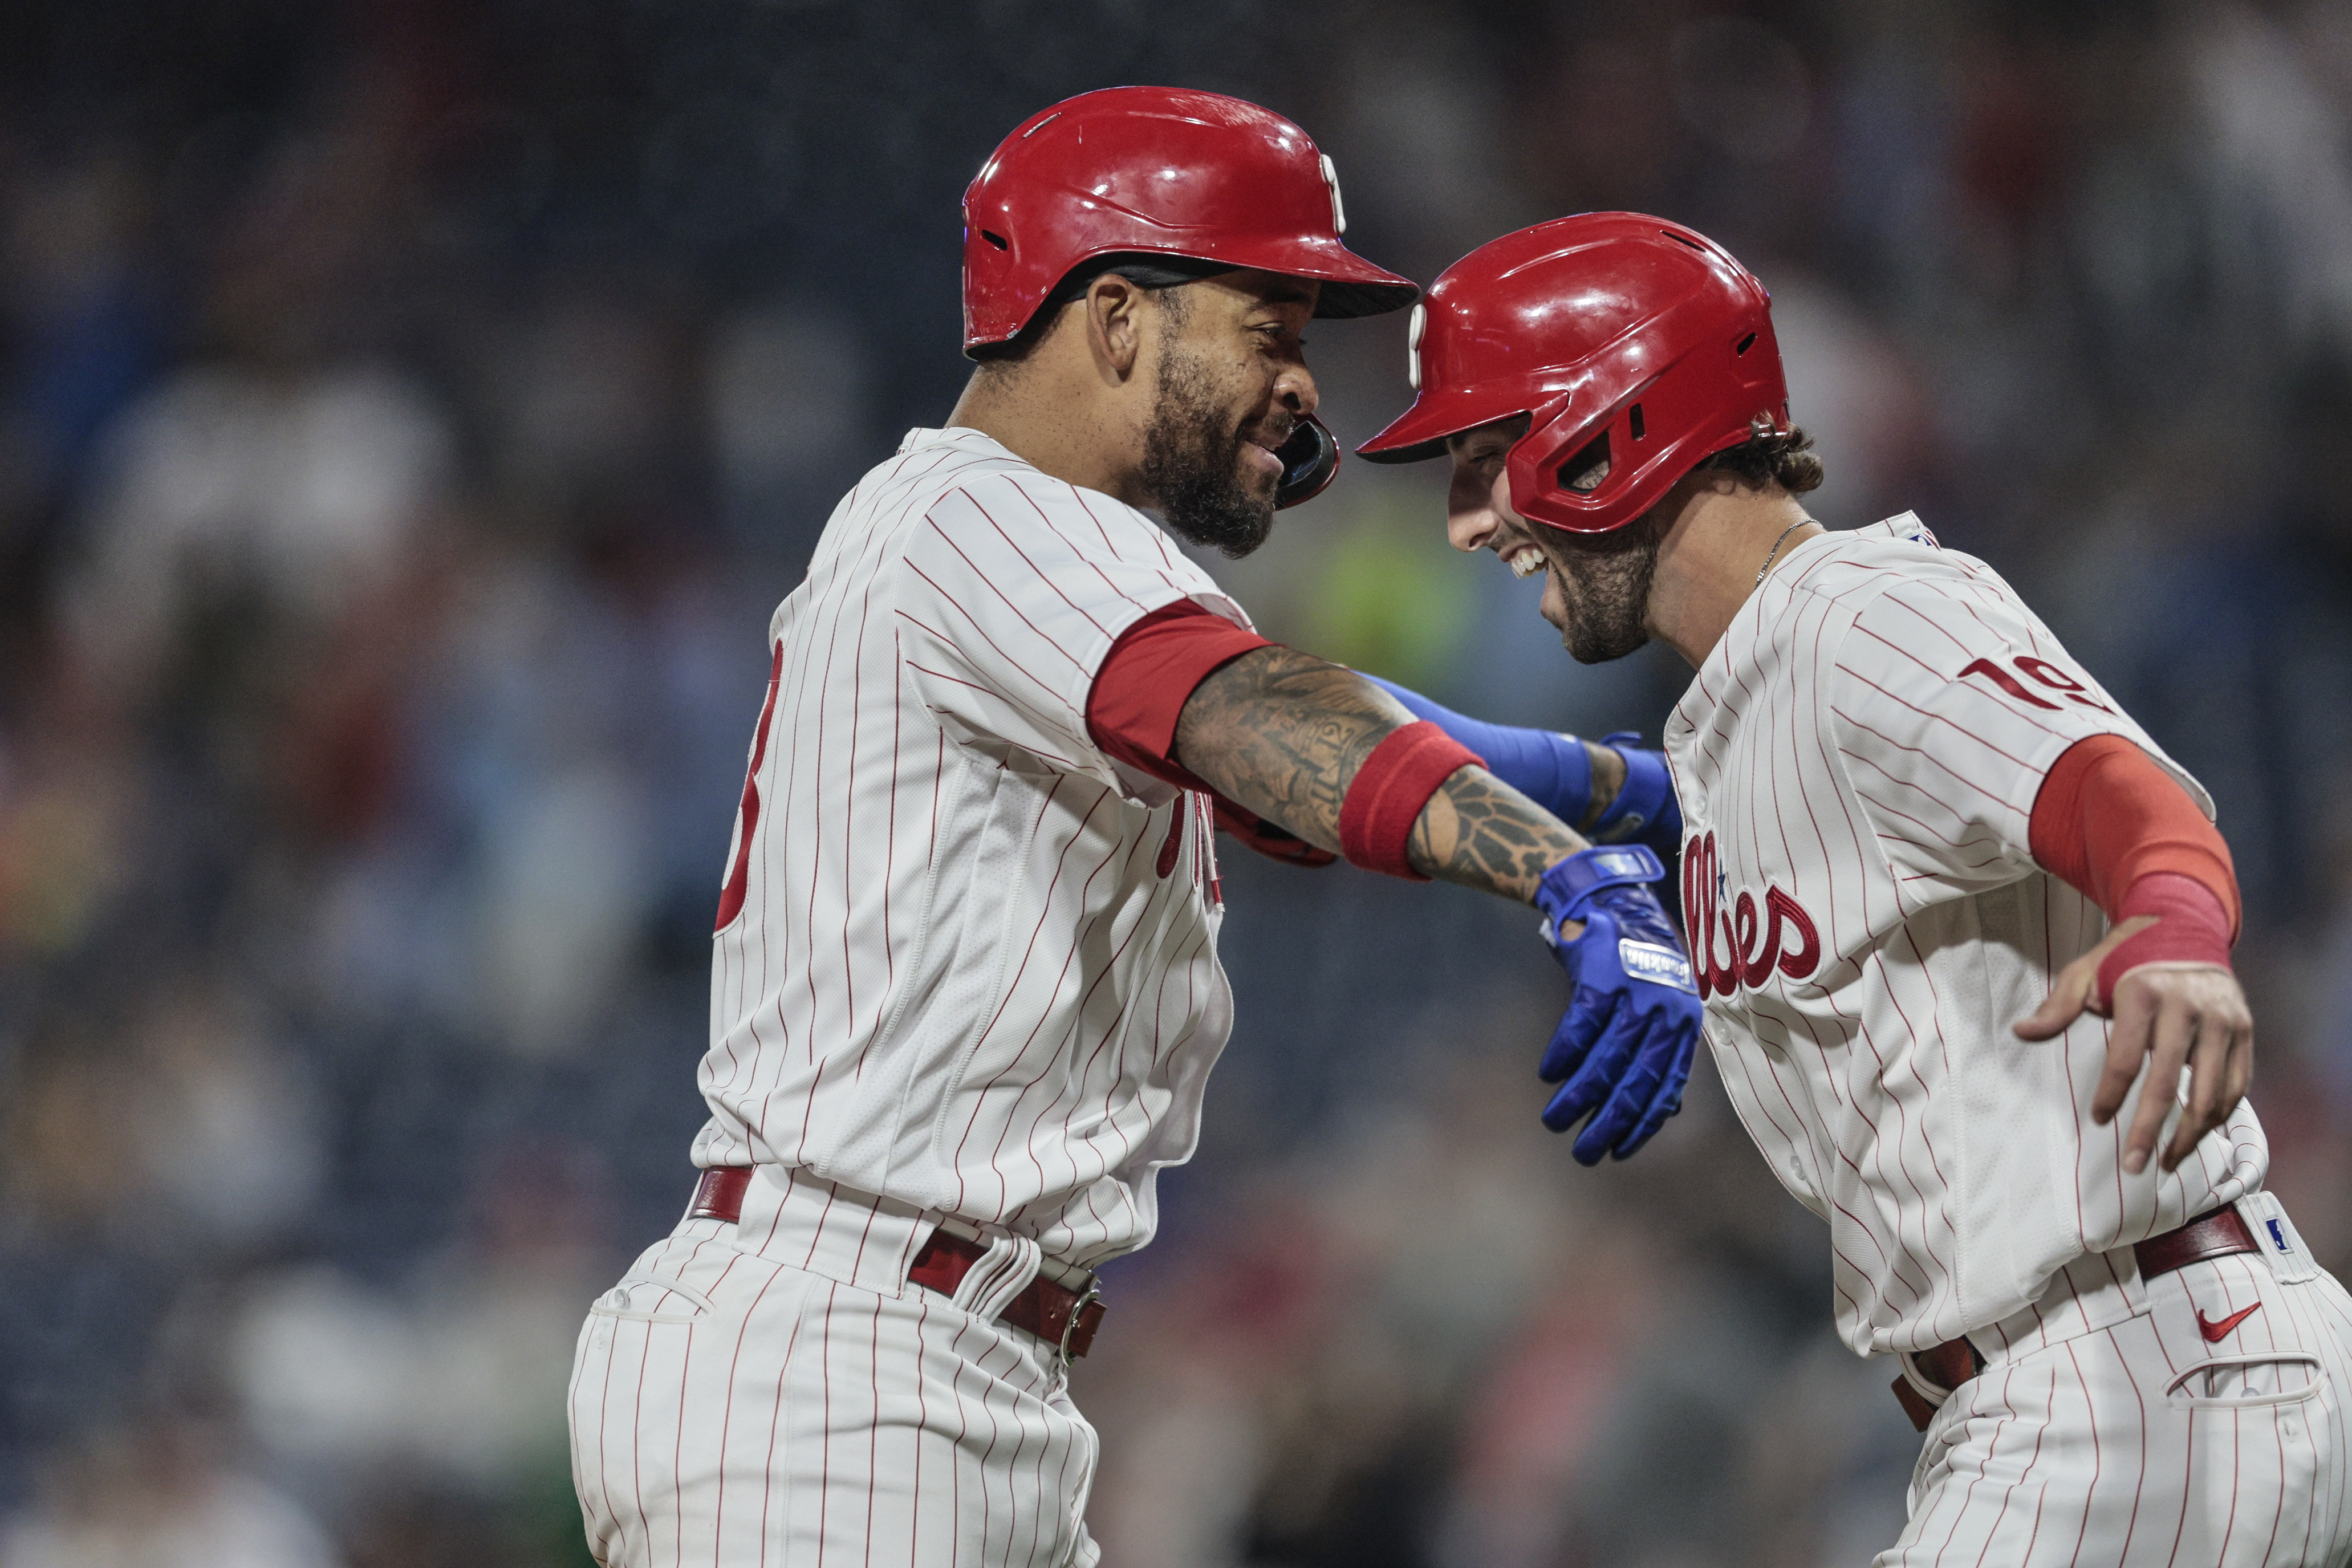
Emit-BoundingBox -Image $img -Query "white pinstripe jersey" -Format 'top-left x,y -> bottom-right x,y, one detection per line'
1666,514 -> 2268,1358
690,426 -> 1245,1269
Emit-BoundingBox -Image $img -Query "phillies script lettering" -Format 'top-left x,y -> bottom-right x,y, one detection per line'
1681,831 -> 1822,999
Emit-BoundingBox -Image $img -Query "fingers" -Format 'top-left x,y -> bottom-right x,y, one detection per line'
2017,915 -> 2160,1041
1546,1022 -> 1641,1148
1539,1009 -> 1632,1135
2163,992 -> 2253,1172
1570,1045 -> 1658,1164
2091,980 -> 2159,1127
2088,966 -> 2256,1175
1539,986 -> 1619,1083
2121,992 -> 2196,1176
1565,997 -> 1700,1163
2164,1013 -> 2232,1172
1546,1008 -> 1646,1157
2014,952 -> 2098,1041
1610,1017 -> 1698,1159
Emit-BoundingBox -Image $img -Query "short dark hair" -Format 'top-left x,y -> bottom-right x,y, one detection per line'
1696,424 -> 1824,495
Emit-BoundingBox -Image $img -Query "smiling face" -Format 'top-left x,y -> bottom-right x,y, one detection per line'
1137,269 -> 1318,558
1445,415 -> 1661,664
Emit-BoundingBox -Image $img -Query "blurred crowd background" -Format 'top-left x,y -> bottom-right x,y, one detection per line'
2,1 -> 2351,1564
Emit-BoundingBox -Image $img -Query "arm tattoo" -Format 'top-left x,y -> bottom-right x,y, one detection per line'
1406,766 -> 1586,902
1173,646 -> 1397,849
1174,645 -> 1586,904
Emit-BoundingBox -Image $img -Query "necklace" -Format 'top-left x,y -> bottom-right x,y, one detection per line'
1754,518 -> 1815,589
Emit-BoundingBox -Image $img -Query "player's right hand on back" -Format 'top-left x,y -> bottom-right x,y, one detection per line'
1533,846 -> 1704,1165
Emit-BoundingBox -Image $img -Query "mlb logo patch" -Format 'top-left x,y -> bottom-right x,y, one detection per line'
2241,1192 -> 2319,1284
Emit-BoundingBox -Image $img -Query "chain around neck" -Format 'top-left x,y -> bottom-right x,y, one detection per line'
1754,518 -> 1816,590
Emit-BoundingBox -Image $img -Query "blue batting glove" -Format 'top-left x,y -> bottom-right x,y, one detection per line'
1533,844 -> 1704,1163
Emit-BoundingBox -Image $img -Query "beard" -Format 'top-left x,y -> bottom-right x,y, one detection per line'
1537,517 -> 1661,663
1139,343 -> 1280,560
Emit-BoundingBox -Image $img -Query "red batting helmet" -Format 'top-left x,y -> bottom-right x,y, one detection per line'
1356,213 -> 1790,534
961,86 -> 1419,354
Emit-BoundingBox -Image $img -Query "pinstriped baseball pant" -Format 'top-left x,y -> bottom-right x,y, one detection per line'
568,1169 -> 1100,1568
1880,1199 -> 2352,1566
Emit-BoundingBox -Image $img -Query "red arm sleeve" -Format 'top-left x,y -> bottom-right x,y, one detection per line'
1085,600 -> 1275,793
2026,734 -> 2240,1005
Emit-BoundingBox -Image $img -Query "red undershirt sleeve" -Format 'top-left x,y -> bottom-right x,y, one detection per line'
1084,599 -> 1276,793
2026,734 -> 2240,1005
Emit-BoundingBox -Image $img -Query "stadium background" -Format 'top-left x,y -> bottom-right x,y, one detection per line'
2,1 -> 2350,1563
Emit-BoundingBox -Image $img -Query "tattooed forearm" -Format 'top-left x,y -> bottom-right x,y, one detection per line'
1173,645 -> 1586,904
1174,645 -> 1406,853
1407,766 -> 1586,903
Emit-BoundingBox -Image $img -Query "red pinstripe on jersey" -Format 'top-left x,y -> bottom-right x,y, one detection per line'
1666,513 -> 2269,1359
694,428 -> 1248,1270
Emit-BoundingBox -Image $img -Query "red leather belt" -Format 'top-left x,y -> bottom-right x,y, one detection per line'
1892,1205 -> 2258,1431
688,1167 -> 754,1224
2134,1203 -> 2260,1278
686,1168 -> 1106,1361
907,1229 -> 1106,1360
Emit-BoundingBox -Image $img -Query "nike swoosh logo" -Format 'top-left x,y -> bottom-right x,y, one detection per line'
2197,1303 -> 2262,1342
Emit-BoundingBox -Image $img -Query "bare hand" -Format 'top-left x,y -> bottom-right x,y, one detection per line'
2013,915 -> 2253,1175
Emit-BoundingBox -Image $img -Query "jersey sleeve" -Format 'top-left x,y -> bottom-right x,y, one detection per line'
1086,600 -> 1275,790
1825,565 -> 2208,903
892,470 -> 1249,789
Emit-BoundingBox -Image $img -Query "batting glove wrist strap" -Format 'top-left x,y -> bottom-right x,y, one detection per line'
1536,844 -> 1667,933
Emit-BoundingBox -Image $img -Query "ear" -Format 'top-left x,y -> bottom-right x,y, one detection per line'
1083,273 -> 1148,384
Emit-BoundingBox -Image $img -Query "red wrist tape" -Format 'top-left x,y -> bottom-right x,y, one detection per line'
1337,721 -> 1483,880
2097,872 -> 2233,1009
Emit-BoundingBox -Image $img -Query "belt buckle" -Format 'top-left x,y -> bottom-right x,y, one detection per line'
1057,1277 -> 1101,1368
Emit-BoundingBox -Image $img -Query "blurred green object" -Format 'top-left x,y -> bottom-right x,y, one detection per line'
1297,488 -> 1476,695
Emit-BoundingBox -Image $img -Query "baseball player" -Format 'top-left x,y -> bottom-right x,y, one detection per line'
1358,212 -> 2352,1565
567,97 -> 1705,1567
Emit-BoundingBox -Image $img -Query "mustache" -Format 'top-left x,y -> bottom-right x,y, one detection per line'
1240,410 -> 1295,448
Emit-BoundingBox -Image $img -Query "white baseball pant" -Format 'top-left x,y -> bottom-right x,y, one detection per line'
568,1168 -> 1100,1568
1881,1193 -> 2352,1565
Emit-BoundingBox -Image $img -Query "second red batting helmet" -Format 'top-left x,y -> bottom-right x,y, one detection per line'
1355,213 -> 1790,534
960,86 -> 1419,355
